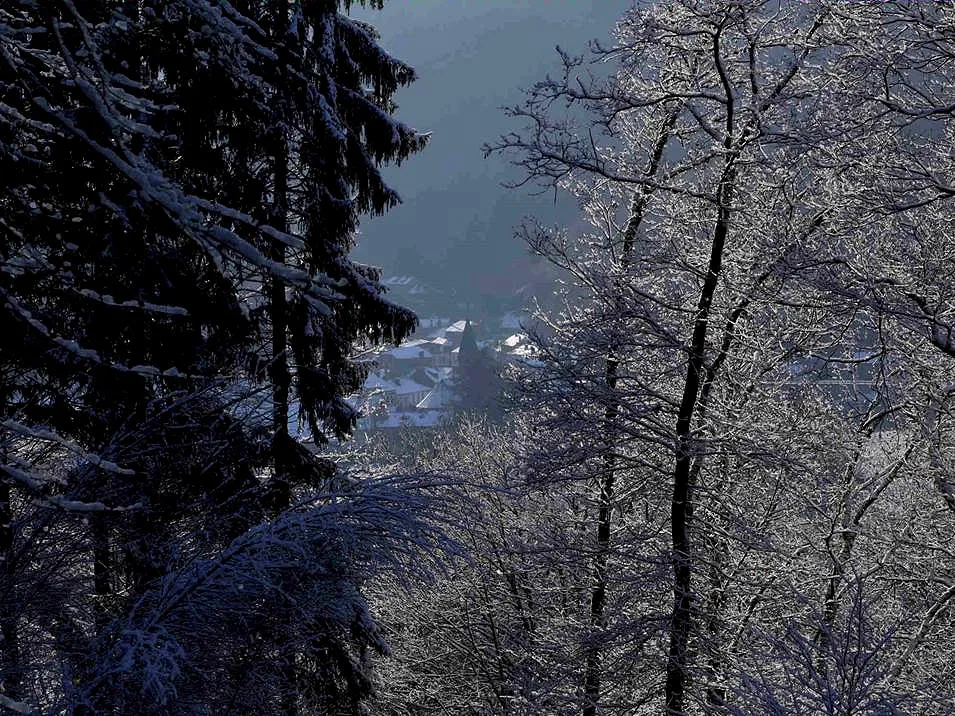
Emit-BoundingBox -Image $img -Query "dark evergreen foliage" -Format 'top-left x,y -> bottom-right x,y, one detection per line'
0,0 -> 426,712
454,320 -> 504,416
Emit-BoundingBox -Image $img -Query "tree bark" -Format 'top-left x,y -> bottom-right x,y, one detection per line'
665,199 -> 729,714
582,358 -> 618,716
0,434 -> 19,700
582,108 -> 678,716
269,7 -> 296,713
269,186 -> 291,514
91,515 -> 112,633
271,103 -> 299,716
666,110 -> 736,716
664,24 -> 741,712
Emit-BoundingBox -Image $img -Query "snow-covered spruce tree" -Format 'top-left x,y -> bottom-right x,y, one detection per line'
1,3 -> 267,706
151,2 -> 424,709
0,1 -> 426,713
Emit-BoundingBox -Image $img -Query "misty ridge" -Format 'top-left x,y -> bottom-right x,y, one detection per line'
3,2 -> 955,715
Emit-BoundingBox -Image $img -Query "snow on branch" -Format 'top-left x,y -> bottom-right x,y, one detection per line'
0,461 -> 141,513
2,419 -> 135,475
72,288 -> 190,317
0,693 -> 39,716
69,473 -> 454,706
27,3 -> 342,310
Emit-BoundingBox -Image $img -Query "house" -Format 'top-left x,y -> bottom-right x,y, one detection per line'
429,320 -> 469,343
391,377 -> 430,410
423,336 -> 455,366
376,339 -> 435,371
416,379 -> 456,410
350,317 -> 512,432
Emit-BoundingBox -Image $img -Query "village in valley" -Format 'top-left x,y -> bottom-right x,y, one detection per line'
350,277 -> 539,431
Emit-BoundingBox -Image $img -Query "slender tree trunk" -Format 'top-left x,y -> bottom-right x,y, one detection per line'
268,0 -> 293,515
268,0 -> 291,513
582,360 -> 618,716
269,210 -> 291,512
0,421 -> 19,700
691,305 -> 752,713
271,124 -> 299,716
581,109 -> 679,716
703,537 -> 728,712
91,516 -> 112,633
665,162 -> 735,716
819,454 -> 859,656
816,411 -> 903,668
664,27 -> 740,712
269,7 -> 295,712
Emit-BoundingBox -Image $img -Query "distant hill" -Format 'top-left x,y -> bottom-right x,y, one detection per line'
349,1 -> 624,306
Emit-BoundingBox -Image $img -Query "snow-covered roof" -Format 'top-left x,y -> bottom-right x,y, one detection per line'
416,391 -> 443,410
383,344 -> 432,360
418,317 -> 451,329
428,320 -> 468,339
503,333 -> 525,348
363,372 -> 396,392
508,344 -> 538,359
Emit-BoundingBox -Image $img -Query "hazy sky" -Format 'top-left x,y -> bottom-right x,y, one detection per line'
348,1 -> 627,299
